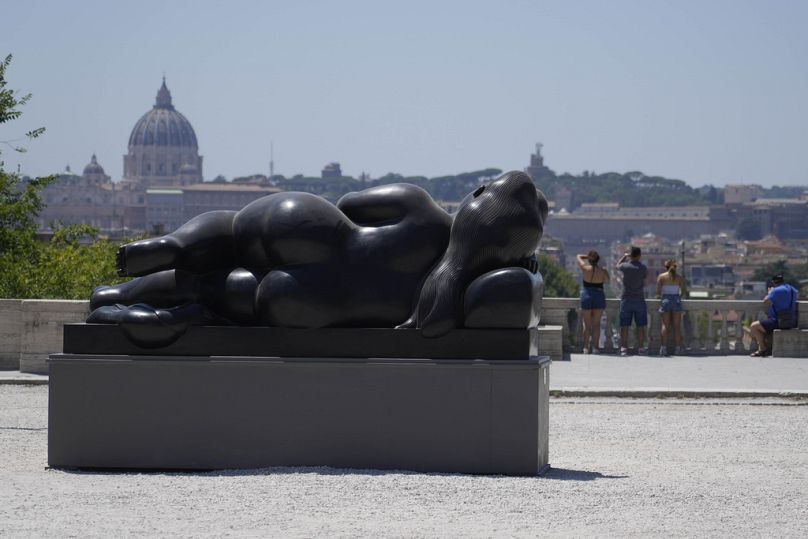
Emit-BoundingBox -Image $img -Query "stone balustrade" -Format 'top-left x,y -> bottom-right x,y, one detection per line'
0,298 -> 806,373
542,297 -> 808,355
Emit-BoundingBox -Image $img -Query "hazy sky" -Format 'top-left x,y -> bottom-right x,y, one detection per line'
2,0 -> 806,186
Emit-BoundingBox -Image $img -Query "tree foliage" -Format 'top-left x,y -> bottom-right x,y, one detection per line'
0,54 -> 128,299
750,260 -> 808,293
538,254 -> 580,298
276,169 -> 503,203
532,169 -> 718,208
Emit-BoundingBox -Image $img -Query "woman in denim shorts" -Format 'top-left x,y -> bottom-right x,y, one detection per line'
655,260 -> 687,355
576,251 -> 609,354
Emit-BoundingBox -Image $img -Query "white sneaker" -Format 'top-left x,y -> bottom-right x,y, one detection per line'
620,347 -> 629,356
659,346 -> 667,356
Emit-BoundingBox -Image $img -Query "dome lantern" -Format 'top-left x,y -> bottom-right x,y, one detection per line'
155,76 -> 174,110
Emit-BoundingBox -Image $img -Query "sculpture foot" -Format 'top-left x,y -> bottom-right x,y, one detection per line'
87,303 -> 224,348
395,315 -> 417,329
90,284 -> 125,311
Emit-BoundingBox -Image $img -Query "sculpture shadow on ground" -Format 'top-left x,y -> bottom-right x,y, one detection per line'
542,467 -> 629,481
54,465 -> 628,481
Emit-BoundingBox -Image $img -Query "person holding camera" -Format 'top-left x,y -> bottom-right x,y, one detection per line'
616,246 -> 648,356
749,274 -> 798,357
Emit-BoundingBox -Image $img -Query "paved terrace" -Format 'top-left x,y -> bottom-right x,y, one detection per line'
2,354 -> 808,536
4,353 -> 807,397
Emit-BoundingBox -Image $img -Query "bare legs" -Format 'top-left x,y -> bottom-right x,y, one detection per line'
581,309 -> 604,352
750,321 -> 769,355
661,311 -> 684,350
660,311 -> 671,352
672,312 -> 683,349
621,325 -> 646,350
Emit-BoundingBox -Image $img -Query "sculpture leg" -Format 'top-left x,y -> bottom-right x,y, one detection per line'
91,267 -> 262,325
117,210 -> 237,277
198,268 -> 263,325
90,270 -> 201,310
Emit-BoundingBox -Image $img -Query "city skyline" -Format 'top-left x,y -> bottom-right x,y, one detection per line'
2,0 -> 807,187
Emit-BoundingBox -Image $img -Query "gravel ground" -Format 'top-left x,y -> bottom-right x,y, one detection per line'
1,386 -> 807,538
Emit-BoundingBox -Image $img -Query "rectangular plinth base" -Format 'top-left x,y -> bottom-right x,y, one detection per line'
48,354 -> 550,475
62,325 -> 538,360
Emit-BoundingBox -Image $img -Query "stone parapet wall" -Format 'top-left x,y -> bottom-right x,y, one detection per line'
0,299 -> 23,369
1,298 -> 806,372
773,330 -> 808,358
542,297 -> 808,357
0,300 -> 90,373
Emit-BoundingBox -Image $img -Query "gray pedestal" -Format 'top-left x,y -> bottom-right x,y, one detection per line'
48,354 -> 550,475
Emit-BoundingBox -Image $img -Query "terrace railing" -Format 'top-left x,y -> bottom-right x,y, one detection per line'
541,298 -> 808,355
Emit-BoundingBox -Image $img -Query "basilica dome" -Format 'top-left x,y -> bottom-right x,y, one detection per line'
82,153 -> 105,176
81,153 -> 110,185
123,78 -> 203,185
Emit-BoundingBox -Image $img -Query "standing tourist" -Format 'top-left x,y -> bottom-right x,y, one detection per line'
616,246 -> 648,356
749,274 -> 799,357
656,260 -> 687,356
576,251 -> 609,354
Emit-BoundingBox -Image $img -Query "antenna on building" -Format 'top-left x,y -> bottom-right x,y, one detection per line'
269,140 -> 275,179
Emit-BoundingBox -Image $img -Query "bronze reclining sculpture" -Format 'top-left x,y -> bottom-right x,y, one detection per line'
88,171 -> 549,347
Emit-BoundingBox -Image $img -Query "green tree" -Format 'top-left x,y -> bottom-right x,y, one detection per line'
751,260 -> 808,293
1,54 -> 50,253
538,254 -> 580,297
0,53 -> 51,296
0,54 -> 128,299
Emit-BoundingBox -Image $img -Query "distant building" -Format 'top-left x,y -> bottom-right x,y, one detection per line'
546,203 -> 733,244
36,80 -> 291,236
730,198 -> 808,239
38,156 -> 144,236
688,264 -> 736,288
735,281 -> 767,300
321,162 -> 342,178
553,186 -> 574,212
145,183 -> 282,234
724,184 -> 763,205
145,188 -> 184,235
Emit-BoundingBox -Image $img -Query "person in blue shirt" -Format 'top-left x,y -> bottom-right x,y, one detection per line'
749,274 -> 798,357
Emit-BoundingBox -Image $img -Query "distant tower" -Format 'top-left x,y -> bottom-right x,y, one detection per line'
526,142 -> 551,180
321,162 -> 342,178
269,141 -> 275,179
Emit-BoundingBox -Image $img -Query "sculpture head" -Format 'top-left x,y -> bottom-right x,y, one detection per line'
403,170 -> 549,337
450,171 -> 548,268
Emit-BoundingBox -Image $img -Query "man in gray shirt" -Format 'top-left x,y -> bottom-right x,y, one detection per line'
616,246 -> 648,355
